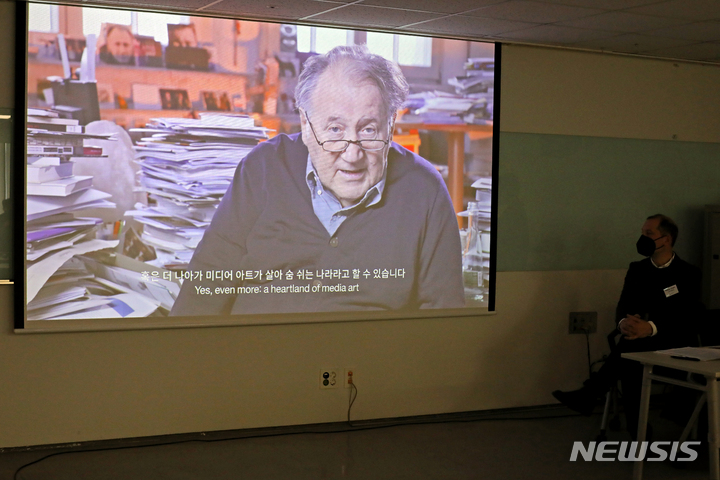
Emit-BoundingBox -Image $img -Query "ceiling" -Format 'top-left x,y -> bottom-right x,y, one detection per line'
52,0 -> 720,64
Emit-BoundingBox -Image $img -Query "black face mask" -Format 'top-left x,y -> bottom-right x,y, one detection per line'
636,234 -> 666,257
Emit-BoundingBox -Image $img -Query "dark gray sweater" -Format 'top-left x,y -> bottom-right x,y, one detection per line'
171,133 -> 464,317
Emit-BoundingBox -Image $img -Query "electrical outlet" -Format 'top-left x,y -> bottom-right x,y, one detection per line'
344,368 -> 355,388
569,311 -> 597,334
320,368 -> 339,389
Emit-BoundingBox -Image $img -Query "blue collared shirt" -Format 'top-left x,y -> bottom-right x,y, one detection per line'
305,155 -> 386,236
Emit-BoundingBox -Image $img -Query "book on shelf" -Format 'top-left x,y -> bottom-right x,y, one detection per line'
27,107 -> 59,118
27,175 -> 93,197
82,146 -> 103,156
27,145 -> 104,158
28,123 -> 84,133
27,135 -> 83,147
27,163 -> 74,183
27,145 -> 84,156
27,131 -> 114,142
27,115 -> 80,126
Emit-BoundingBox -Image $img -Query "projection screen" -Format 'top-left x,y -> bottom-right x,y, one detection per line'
18,2 -> 499,331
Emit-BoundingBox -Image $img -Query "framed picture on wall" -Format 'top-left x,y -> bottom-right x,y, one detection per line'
96,83 -> 114,108
160,88 -> 191,110
201,91 -> 231,111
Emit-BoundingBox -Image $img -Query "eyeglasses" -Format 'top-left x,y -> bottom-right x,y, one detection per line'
304,111 -> 389,153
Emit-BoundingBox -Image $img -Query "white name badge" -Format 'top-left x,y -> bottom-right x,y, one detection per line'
664,285 -> 679,297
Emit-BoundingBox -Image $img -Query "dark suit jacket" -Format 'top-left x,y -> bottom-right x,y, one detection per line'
616,254 -> 703,350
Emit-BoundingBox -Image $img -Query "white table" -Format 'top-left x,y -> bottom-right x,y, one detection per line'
622,351 -> 720,480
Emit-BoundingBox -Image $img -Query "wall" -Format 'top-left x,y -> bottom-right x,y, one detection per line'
2,1 -> 720,448
498,46 -> 720,272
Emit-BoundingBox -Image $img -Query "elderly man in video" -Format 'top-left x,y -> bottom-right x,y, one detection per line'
170,45 -> 464,316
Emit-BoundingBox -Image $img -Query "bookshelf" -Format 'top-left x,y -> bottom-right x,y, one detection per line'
28,60 -> 250,128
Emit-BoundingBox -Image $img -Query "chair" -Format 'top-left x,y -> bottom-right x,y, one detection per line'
596,326 -> 690,441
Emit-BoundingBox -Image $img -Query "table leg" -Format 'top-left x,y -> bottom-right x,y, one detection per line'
707,378 -> 720,480
680,393 -> 706,443
446,131 -> 465,227
633,364 -> 653,480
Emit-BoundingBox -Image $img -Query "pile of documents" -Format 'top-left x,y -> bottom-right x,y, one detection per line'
404,58 -> 494,125
656,346 -> 720,362
404,91 -> 491,125
403,90 -> 489,125
27,256 -> 163,320
415,91 -> 489,124
450,57 -> 494,95
126,113 -> 270,270
26,107 -> 137,319
27,108 -> 111,203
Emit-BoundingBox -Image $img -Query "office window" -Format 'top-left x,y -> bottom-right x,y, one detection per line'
137,12 -> 190,45
297,27 -> 432,68
397,35 -> 432,67
28,3 -> 59,33
366,32 -> 394,62
82,7 -> 132,37
83,9 -> 190,45
366,32 -> 432,67
297,26 -> 354,54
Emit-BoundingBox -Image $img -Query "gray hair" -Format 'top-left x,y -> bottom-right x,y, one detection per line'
647,213 -> 679,246
295,45 -> 409,120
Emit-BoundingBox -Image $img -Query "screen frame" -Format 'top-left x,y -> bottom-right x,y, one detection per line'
15,1 -> 501,333
14,1 -> 28,330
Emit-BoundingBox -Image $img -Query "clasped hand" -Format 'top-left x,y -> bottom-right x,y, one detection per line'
620,314 -> 653,340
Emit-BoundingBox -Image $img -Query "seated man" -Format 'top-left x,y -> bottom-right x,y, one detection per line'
553,214 -> 703,436
170,45 -> 464,317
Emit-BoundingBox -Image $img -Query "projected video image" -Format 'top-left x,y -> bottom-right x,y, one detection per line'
25,3 -> 496,324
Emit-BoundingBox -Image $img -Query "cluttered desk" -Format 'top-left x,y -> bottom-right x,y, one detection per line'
395,121 -> 492,223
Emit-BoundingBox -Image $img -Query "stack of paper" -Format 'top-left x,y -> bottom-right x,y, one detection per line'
27,257 -> 161,320
126,113 -> 270,270
448,76 -> 491,95
404,91 -> 491,125
471,177 -> 492,207
655,347 -> 720,362
26,107 -> 124,318
402,57 -> 494,125
27,109 -> 115,200
452,57 -> 494,95
27,247 -> 165,320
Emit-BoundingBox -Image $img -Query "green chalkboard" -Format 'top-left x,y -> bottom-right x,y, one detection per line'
496,132 -> 720,272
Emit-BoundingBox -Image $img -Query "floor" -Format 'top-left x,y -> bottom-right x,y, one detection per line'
0,405 -> 715,480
